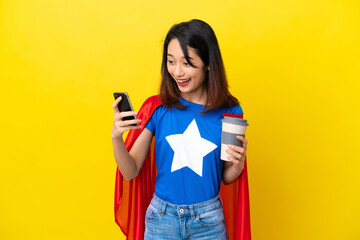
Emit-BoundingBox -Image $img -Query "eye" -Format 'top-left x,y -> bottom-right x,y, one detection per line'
168,60 -> 175,64
184,62 -> 190,66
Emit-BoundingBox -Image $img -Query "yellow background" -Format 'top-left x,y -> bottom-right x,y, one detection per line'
1,0 -> 359,239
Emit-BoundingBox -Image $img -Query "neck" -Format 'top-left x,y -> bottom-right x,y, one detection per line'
181,92 -> 207,105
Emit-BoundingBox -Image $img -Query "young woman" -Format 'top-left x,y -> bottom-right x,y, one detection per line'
112,19 -> 251,240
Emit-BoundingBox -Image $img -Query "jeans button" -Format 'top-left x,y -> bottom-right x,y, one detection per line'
179,208 -> 184,213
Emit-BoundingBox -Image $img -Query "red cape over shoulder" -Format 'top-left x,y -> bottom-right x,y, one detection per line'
114,95 -> 251,240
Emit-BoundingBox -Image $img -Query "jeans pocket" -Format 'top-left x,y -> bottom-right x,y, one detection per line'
145,204 -> 160,222
196,207 -> 225,227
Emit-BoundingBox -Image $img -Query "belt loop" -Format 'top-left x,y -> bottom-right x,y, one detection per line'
159,200 -> 166,216
218,195 -> 224,206
189,205 -> 195,219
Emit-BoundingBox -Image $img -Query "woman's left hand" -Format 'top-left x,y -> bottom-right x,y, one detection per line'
225,136 -> 247,170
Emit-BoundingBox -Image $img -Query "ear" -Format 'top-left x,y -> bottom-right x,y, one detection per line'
207,66 -> 210,71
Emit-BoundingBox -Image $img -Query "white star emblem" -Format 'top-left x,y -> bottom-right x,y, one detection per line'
165,119 -> 217,177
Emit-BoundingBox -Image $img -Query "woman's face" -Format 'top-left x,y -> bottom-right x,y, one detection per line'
167,38 -> 208,102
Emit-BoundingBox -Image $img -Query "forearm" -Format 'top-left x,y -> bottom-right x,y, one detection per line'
222,136 -> 247,185
222,163 -> 244,185
111,136 -> 139,181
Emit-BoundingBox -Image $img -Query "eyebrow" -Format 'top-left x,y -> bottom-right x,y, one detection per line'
167,53 -> 194,60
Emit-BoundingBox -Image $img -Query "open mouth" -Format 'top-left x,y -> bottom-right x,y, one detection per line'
176,78 -> 191,87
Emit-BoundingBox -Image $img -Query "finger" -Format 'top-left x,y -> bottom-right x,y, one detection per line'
226,155 -> 241,165
236,136 -> 248,149
226,148 -> 242,160
117,118 -> 142,127
126,125 -> 142,131
130,125 -> 142,130
228,144 -> 245,154
112,96 -> 122,112
118,112 -> 138,121
115,125 -> 142,133
115,120 -> 142,129
114,111 -> 138,120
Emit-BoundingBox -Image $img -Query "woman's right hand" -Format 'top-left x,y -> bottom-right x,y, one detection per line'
111,96 -> 142,139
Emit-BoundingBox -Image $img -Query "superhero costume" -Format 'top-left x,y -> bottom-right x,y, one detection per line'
114,95 -> 251,240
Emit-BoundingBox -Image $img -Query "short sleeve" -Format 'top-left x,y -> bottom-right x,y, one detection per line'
145,110 -> 156,135
227,104 -> 243,115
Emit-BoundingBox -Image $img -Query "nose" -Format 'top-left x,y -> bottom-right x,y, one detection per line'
174,63 -> 184,77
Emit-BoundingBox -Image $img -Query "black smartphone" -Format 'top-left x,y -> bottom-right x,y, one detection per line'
113,92 -> 137,125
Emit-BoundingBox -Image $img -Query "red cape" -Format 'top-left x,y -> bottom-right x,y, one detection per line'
114,95 -> 251,240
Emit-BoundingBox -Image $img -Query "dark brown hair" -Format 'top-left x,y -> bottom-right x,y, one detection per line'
160,19 -> 239,113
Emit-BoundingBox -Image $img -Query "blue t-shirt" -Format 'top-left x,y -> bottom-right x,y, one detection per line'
145,97 -> 243,205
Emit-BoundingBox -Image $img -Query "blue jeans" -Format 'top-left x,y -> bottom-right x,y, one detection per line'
144,194 -> 228,240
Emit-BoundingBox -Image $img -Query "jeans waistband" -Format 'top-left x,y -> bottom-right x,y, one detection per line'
149,194 -> 223,219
